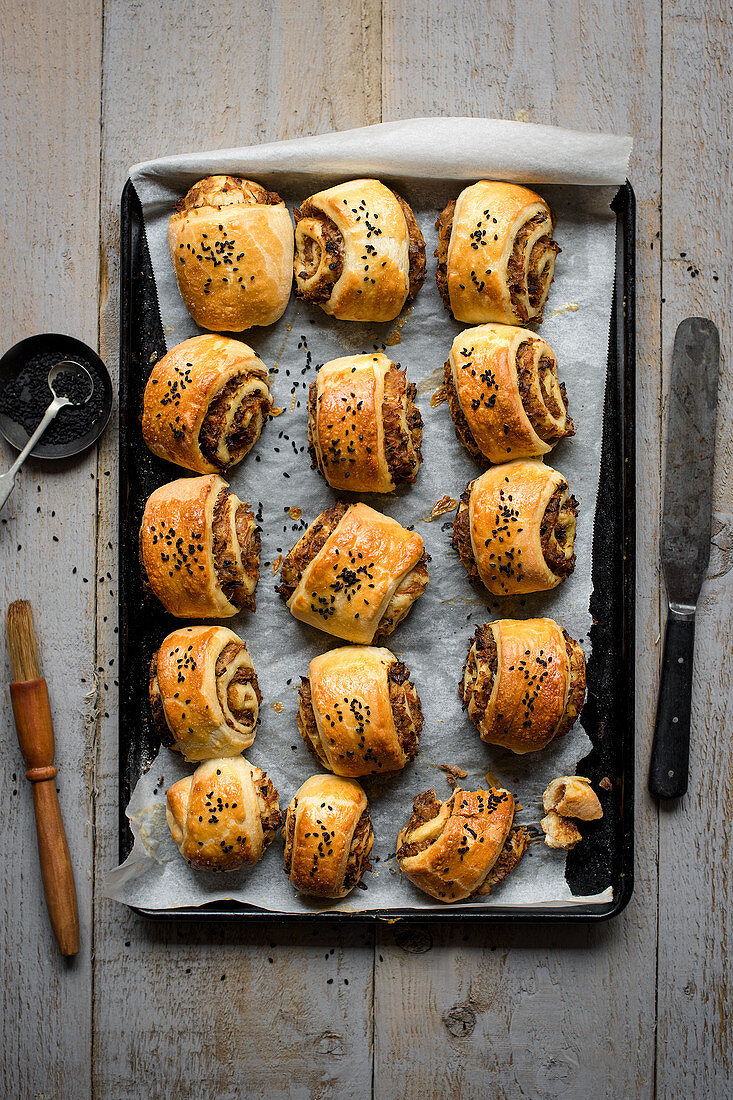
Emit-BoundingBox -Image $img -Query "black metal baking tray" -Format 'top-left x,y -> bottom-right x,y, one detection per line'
118,179 -> 636,923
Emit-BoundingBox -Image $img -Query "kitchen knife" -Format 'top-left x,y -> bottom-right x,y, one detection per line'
648,317 -> 720,799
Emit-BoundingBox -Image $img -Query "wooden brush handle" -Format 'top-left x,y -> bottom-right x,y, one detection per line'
10,678 -> 80,956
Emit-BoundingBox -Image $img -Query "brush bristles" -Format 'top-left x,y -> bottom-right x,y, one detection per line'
6,600 -> 41,681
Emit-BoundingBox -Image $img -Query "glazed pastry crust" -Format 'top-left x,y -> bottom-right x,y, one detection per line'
142,334 -> 272,474
457,458 -> 576,595
293,179 -> 412,321
309,353 -> 421,493
150,625 -> 260,762
459,618 -> 586,753
300,645 -> 420,776
169,175 -> 293,331
140,473 -> 259,618
284,502 -> 427,643
447,324 -> 572,463
283,774 -> 374,898
166,756 -> 280,871
396,787 -> 523,903
543,776 -> 603,820
443,181 -> 559,325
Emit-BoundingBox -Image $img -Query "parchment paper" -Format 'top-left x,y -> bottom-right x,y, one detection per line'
104,118 -> 631,912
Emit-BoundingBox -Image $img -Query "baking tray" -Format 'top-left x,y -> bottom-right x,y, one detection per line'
118,179 -> 636,923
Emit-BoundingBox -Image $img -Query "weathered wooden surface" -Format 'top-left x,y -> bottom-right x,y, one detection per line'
0,2 -> 101,1096
1,0 -> 731,1097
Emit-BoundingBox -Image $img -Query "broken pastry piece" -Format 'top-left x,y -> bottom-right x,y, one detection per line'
542,775 -> 603,821
540,775 -> 603,851
541,810 -> 583,851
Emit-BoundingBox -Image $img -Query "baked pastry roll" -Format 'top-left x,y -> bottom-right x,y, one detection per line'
169,175 -> 293,331
436,181 -> 559,325
166,757 -> 280,872
293,179 -> 426,321
278,501 -> 429,643
459,618 -> 586,753
452,458 -> 577,595
308,353 -> 423,493
149,625 -> 261,762
298,645 -> 423,776
142,334 -> 272,474
282,774 -> 374,898
396,787 -> 529,903
140,473 -> 260,618
442,324 -> 573,463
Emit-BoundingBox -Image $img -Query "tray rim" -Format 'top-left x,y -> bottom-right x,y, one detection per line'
118,177 -> 636,925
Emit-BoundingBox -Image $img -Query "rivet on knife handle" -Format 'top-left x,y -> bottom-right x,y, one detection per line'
648,611 -> 695,798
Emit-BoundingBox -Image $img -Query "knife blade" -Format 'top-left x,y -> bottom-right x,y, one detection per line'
648,317 -> 720,799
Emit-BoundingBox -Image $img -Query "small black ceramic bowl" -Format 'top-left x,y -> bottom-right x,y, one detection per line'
0,333 -> 113,459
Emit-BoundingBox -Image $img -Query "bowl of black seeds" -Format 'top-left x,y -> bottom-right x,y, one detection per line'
0,333 -> 113,458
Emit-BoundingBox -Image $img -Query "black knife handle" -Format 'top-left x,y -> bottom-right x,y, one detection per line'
648,614 -> 696,799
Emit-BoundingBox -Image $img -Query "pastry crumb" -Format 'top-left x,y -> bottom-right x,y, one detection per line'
288,506 -> 302,520
541,811 -> 582,850
423,495 -> 458,522
599,776 -> 613,791
272,553 -> 283,575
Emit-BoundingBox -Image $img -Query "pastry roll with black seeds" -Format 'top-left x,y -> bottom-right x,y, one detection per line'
298,645 -> 422,776
166,757 -> 280,872
140,474 -> 260,618
308,353 -> 422,492
142,335 -> 272,474
149,625 -> 261,762
452,458 -> 577,595
459,618 -> 586,754
282,774 -> 374,898
435,181 -> 559,325
169,175 -> 293,331
277,501 -> 429,642
293,179 -> 426,321
441,324 -> 573,464
396,787 -> 529,903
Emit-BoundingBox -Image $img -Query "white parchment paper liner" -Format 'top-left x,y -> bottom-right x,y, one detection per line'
105,117 -> 631,912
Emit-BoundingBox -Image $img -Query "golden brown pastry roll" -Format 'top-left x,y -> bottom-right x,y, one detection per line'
459,618 -> 586,753
278,501 -> 429,643
396,787 -> 529,903
142,334 -> 272,474
293,179 -> 426,321
165,757 -> 281,871
149,625 -> 261,762
140,474 -> 260,618
298,645 -> 423,776
435,181 -> 559,325
282,774 -> 374,898
442,324 -> 573,463
452,458 -> 577,595
169,175 -> 293,331
307,353 -> 423,493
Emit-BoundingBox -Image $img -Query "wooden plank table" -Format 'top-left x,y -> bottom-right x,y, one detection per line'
1,1 -> 730,1096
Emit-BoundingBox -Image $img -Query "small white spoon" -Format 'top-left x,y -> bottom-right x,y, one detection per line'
0,360 -> 94,511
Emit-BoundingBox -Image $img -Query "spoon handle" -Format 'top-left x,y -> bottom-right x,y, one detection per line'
0,397 -> 68,510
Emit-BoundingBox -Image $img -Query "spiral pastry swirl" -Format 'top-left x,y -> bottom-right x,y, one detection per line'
436,181 -> 560,325
282,774 -> 374,898
459,618 -> 586,754
452,459 -> 578,595
149,625 -> 262,762
142,335 -> 272,474
297,645 -> 423,776
396,787 -> 529,903
293,179 -> 426,321
140,474 -> 260,617
166,757 -> 280,872
440,324 -> 573,464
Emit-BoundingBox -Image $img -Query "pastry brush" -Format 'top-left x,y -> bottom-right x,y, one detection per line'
6,600 -> 79,955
